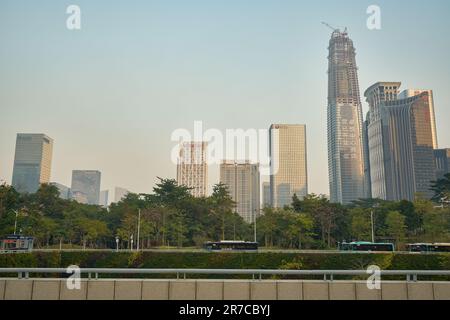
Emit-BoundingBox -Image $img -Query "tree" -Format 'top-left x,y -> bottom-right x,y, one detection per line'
431,173 -> 450,205
210,183 -> 235,241
349,208 -> 371,241
385,211 -> 407,246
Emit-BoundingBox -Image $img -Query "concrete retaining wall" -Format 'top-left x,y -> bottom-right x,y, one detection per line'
1,279 -> 450,300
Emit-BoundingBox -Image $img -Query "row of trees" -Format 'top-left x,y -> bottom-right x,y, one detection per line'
0,174 -> 449,250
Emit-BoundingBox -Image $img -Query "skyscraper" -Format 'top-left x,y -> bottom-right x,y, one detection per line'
71,170 -> 101,205
50,182 -> 71,200
220,161 -> 260,223
99,190 -> 109,207
114,187 -> 130,203
269,124 -> 308,208
176,141 -> 208,197
434,149 -> 450,180
365,82 -> 401,200
12,133 -> 53,193
365,83 -> 436,201
399,89 -> 438,149
326,29 -> 365,204
262,182 -> 271,208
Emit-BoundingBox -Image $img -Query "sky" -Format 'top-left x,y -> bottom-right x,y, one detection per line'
1,0 -> 450,198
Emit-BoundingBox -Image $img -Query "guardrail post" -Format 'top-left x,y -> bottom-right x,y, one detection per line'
88,272 -> 91,280
95,272 -> 98,280
330,274 -> 334,282
259,273 -> 262,281
406,274 -> 411,282
413,274 -> 418,282
176,272 -> 179,280
323,274 -> 327,281
18,272 -> 22,279
25,272 -> 29,279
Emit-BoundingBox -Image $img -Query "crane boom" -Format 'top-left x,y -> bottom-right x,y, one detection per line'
321,21 -> 338,32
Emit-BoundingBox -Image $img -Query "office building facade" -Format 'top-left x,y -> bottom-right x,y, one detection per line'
114,187 -> 130,203
12,134 -> 53,194
50,182 -> 71,200
269,124 -> 308,208
71,170 -> 102,205
365,83 -> 436,201
434,149 -> 450,180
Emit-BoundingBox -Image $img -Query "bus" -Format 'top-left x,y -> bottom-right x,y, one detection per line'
338,241 -> 395,252
204,241 -> 258,251
0,235 -> 34,253
408,243 -> 450,253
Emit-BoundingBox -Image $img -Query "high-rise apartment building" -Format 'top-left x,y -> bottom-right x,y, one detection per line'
365,83 -> 436,201
269,124 -> 308,208
176,142 -> 208,197
220,161 -> 260,223
326,29 -> 365,204
12,134 -> 53,194
71,170 -> 101,205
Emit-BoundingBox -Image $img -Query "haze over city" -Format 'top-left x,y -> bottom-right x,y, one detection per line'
1,0 -> 450,197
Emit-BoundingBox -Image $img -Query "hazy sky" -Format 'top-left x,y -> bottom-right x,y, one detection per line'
1,0 -> 449,198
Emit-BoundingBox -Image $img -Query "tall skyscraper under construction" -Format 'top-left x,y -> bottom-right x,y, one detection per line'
326,28 -> 365,204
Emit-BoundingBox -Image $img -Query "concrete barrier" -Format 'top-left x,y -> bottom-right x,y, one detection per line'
381,282 -> 408,300
115,280 -> 142,300
0,280 -> 5,300
407,282 -> 434,300
197,281 -> 223,300
303,282 -> 329,300
60,280 -> 87,300
223,281 -> 250,300
169,281 -> 196,300
277,281 -> 302,300
251,282 -> 277,300
87,280 -> 115,300
32,280 -> 60,300
1,279 -> 450,300
329,282 -> 356,300
433,283 -> 450,300
355,282 -> 381,300
142,280 -> 169,300
4,280 -> 33,300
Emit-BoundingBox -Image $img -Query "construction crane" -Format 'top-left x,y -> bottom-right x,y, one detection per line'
321,22 -> 347,35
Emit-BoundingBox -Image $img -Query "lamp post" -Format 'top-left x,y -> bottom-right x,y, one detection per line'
115,236 -> 119,252
137,209 -> 141,251
370,210 -> 375,243
12,210 -> 19,235
370,203 -> 379,243
253,209 -> 257,243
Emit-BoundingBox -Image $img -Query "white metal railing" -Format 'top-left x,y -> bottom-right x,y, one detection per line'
1,268 -> 450,282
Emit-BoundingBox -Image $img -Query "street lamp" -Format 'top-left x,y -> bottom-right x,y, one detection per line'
253,209 -> 257,243
115,236 -> 119,252
371,203 -> 379,243
137,209 -> 141,251
12,210 -> 19,235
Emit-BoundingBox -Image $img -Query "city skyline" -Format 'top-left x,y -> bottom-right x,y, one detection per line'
1,1 -> 450,197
